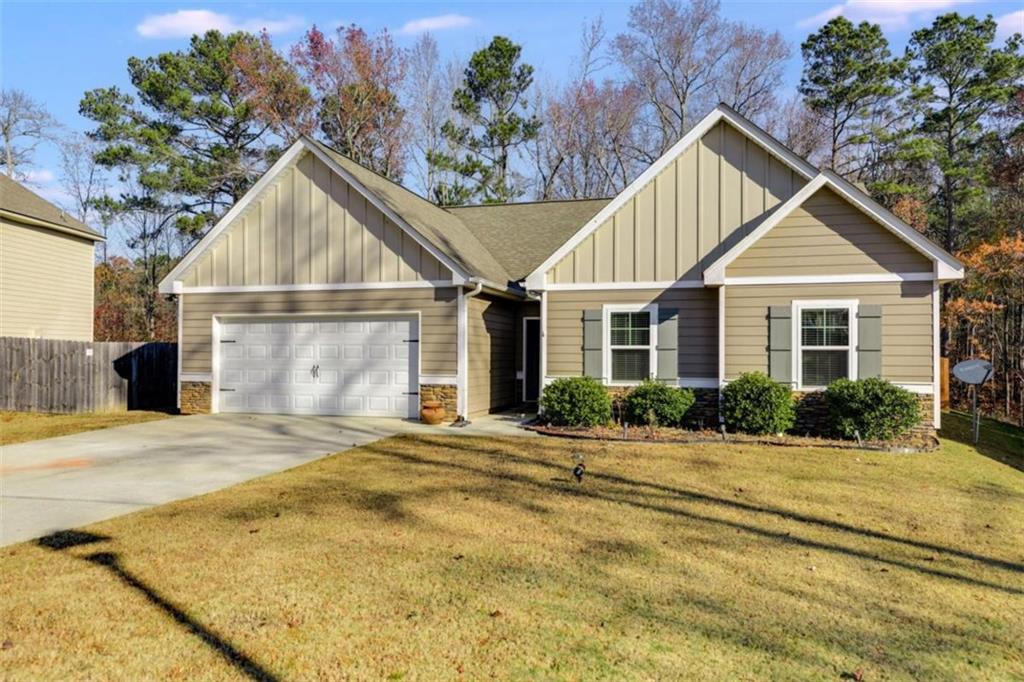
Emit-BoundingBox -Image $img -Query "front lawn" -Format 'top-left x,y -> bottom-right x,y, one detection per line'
1,435 -> 1021,680
0,410 -> 172,446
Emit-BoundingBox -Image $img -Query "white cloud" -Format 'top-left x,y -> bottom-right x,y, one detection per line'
136,9 -> 304,39
797,0 -> 973,30
396,14 -> 473,36
23,169 -> 56,185
996,10 -> 1024,41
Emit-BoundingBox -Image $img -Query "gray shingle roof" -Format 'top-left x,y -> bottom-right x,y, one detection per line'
0,174 -> 102,240
448,199 -> 609,282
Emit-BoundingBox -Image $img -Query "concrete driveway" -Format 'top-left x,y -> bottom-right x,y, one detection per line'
1,412 -> 533,547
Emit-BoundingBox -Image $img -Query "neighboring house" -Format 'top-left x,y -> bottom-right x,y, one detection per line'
0,175 -> 104,341
159,104 -> 962,430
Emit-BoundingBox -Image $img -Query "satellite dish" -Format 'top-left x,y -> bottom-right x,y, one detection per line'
952,359 -> 994,385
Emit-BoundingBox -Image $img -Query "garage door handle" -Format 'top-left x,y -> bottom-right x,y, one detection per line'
403,339 -> 419,343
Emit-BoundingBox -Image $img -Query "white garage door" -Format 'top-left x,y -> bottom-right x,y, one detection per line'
217,316 -> 418,418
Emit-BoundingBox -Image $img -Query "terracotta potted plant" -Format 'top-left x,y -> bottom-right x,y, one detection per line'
420,400 -> 445,425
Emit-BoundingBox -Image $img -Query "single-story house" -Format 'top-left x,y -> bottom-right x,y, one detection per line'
1,175 -> 104,341
158,104 -> 963,430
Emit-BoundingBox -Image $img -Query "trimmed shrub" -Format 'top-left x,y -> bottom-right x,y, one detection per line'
623,379 -> 696,427
540,377 -> 611,427
721,372 -> 795,435
825,378 -> 920,441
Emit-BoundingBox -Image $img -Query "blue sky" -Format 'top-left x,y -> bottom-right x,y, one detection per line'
2,0 -> 1022,218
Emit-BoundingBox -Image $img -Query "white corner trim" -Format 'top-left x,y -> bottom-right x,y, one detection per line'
180,280 -> 453,294
176,295 -> 183,409
304,139 -> 471,283
159,140 -> 308,294
524,104 -> 819,291
420,374 -> 457,385
722,272 -> 935,286
539,291 -> 548,393
932,277 -> 941,428
602,302 -> 659,384
456,288 -> 468,418
791,299 -> 859,391
718,286 -> 725,388
679,377 -> 719,389
704,175 -> 828,285
544,280 -> 706,291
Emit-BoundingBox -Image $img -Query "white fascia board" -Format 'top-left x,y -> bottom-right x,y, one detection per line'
723,272 -> 934,286
180,280 -> 452,294
545,280 -> 706,291
704,175 -> 829,285
524,105 -> 822,291
303,139 -> 473,284
158,139 -> 308,294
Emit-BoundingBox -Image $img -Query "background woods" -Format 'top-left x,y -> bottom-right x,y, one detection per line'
1,0 -> 1020,423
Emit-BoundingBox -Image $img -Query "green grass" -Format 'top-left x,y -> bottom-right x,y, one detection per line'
1,435 -> 1022,680
0,410 -> 172,446
940,410 -> 1024,472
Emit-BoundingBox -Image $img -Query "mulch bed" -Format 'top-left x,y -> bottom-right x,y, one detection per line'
526,423 -> 940,453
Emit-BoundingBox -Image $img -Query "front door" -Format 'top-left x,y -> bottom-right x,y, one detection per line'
523,317 -> 541,402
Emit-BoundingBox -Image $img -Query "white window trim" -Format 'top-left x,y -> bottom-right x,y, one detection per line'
792,300 -> 859,391
602,303 -> 658,385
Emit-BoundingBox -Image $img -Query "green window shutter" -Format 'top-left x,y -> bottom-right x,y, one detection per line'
583,309 -> 603,378
768,306 -> 792,384
858,304 -> 882,379
656,308 -> 678,382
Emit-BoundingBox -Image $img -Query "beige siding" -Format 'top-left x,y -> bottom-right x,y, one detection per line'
180,288 -> 458,375
467,294 -> 517,416
550,121 -> 806,284
0,218 -> 94,340
183,152 -> 449,287
727,188 -> 933,276
725,282 -> 933,383
547,288 -> 718,378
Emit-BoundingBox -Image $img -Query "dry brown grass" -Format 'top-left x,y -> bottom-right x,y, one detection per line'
1,435 -> 1022,680
0,410 -> 172,446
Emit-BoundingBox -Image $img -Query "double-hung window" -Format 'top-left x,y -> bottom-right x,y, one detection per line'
796,302 -> 856,388
606,305 -> 657,383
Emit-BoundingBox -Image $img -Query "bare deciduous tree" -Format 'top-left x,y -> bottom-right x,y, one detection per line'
712,24 -> 790,122
59,133 -> 111,259
613,0 -> 730,161
405,34 -> 461,199
0,89 -> 59,179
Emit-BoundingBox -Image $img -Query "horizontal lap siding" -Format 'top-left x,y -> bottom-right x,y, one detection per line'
724,282 -> 933,383
550,121 -> 806,284
0,219 -> 95,341
727,188 -> 933,276
183,152 -> 449,288
180,288 -> 458,375
467,294 -> 517,416
547,289 -> 718,378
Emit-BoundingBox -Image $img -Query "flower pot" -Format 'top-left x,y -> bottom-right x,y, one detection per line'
420,400 -> 445,425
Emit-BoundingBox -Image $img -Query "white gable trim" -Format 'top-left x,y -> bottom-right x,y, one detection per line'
523,105 -> 819,290
703,172 -> 964,285
158,138 -> 470,294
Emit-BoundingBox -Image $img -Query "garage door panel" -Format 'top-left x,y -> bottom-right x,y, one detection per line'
218,315 -> 417,417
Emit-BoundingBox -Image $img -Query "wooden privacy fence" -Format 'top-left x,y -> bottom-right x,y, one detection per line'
0,337 -> 177,413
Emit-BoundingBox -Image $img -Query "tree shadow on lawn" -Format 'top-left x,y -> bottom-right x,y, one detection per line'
358,436 -> 1024,596
34,530 -> 280,682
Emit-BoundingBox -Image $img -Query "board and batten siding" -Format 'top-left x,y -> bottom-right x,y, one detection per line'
0,218 -> 95,341
725,282 -> 933,384
727,188 -> 933,277
467,294 -> 517,416
546,289 -> 718,378
183,151 -> 450,288
549,121 -> 806,284
180,288 -> 458,376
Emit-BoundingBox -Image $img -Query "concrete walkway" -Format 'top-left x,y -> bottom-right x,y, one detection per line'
0,411 -> 534,547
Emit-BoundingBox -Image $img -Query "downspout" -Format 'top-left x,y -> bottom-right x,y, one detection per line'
456,280 -> 484,424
